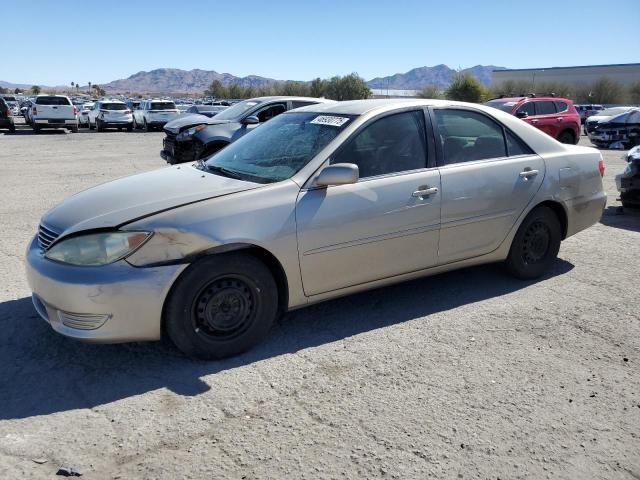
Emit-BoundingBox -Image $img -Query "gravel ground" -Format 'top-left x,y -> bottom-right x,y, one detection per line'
0,119 -> 638,480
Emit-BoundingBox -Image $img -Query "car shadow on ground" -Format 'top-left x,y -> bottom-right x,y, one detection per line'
600,205 -> 640,233
0,259 -> 573,420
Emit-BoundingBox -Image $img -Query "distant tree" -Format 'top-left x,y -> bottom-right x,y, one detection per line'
0,86 -> 7,94
445,73 -> 487,103
14,88 -> 22,94
93,85 -> 106,97
88,81 -> 92,94
310,77 -> 326,98
70,81 -> 75,92
30,85 -> 41,95
205,80 -> 228,98
628,81 -> 640,104
588,78 -> 625,104
417,85 -> 443,99
489,80 -> 534,98
324,73 -> 370,101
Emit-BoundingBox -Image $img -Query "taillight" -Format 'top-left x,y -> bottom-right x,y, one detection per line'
32,106 -> 37,115
73,106 -> 78,115
125,109 -> 131,114
598,156 -> 605,177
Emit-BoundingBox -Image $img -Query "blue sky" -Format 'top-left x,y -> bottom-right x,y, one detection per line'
4,0 -> 639,86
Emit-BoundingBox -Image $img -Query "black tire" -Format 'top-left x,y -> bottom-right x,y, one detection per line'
557,130 -> 575,145
96,119 -> 104,132
9,124 -> 15,133
32,125 -> 40,134
126,123 -> 133,132
506,206 -> 562,280
165,254 -> 278,359
71,125 -> 78,133
144,119 -> 151,132
89,121 -> 95,130
132,117 -> 138,129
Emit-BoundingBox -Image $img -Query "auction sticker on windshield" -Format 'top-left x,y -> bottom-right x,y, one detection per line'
310,115 -> 350,127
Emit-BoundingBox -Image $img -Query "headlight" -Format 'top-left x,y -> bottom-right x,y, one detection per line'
45,231 -> 152,266
176,124 -> 207,141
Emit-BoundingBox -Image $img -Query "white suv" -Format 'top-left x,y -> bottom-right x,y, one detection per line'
89,100 -> 134,132
133,99 -> 180,131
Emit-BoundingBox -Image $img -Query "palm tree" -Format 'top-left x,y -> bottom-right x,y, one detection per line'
30,85 -> 41,95
88,81 -> 92,95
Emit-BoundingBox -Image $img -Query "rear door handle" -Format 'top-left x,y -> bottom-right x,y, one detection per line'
519,169 -> 539,179
412,186 -> 439,198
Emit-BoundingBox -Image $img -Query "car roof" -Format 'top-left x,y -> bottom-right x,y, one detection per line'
99,99 -> 125,103
243,96 -> 335,104
488,96 -> 571,103
292,98 -> 491,116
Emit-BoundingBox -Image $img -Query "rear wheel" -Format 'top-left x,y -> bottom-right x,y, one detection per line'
9,123 -> 15,133
32,125 -> 40,134
126,123 -> 133,132
506,206 -> 562,280
165,254 -> 278,359
557,130 -> 575,144
96,119 -> 104,132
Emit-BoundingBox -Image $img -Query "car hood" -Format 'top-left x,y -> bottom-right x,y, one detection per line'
42,165 -> 261,238
164,115 -> 231,133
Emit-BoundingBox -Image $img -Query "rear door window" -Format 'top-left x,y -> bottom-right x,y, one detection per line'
36,96 -> 71,106
535,101 -> 557,115
433,109 -> 507,164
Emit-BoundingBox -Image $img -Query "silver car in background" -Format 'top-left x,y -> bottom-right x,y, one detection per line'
26,99 -> 606,359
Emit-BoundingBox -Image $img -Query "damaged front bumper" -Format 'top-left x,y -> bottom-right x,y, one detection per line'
616,146 -> 640,207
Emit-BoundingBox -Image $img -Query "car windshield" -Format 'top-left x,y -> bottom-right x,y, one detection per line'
150,102 -> 176,110
211,99 -> 261,121
2,96 -> 17,102
484,100 -> 518,113
36,96 -> 71,106
205,111 -> 354,183
101,103 -> 128,110
596,107 -> 632,117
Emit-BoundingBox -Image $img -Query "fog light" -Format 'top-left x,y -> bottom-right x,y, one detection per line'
57,311 -> 111,330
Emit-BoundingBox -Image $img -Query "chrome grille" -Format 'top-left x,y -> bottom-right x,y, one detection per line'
38,224 -> 60,251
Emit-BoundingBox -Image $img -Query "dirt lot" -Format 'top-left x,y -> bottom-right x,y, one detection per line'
0,119 -> 638,480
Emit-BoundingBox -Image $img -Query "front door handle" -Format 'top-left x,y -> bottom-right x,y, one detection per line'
519,169 -> 539,179
412,186 -> 439,198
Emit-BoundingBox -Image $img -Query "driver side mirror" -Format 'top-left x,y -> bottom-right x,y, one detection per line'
242,115 -> 259,125
315,163 -> 359,187
516,110 -> 529,119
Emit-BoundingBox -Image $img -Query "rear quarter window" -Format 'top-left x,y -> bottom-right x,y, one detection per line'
555,101 -> 569,113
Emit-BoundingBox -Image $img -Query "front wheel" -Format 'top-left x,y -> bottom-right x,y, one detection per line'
144,119 -> 151,132
165,254 -> 278,359
557,130 -> 575,144
96,119 -> 104,132
505,206 -> 561,280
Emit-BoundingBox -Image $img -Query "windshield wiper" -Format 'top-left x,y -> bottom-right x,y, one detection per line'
205,164 -> 244,180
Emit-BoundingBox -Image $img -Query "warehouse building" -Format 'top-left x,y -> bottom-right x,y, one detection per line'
492,63 -> 640,87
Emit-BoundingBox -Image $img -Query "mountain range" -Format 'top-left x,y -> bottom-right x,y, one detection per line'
1,64 -> 506,94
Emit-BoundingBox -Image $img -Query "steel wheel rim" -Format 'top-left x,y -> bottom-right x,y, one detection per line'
191,275 -> 258,341
521,220 -> 551,265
